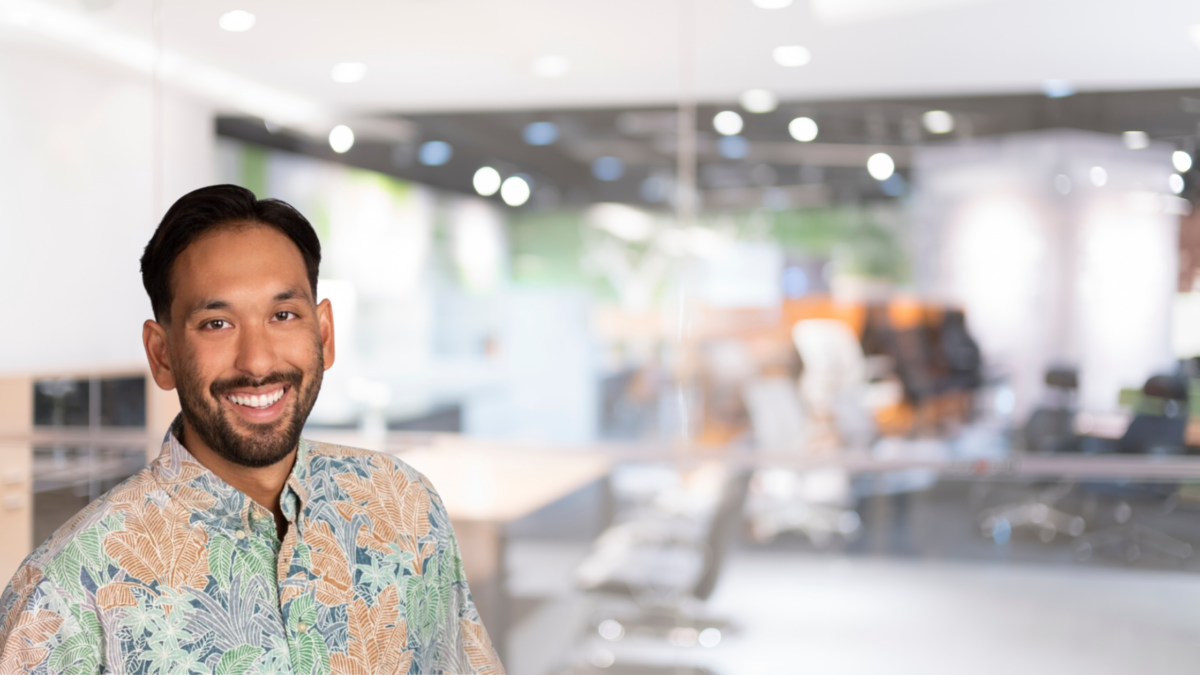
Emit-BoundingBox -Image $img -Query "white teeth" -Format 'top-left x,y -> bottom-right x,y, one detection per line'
228,388 -> 284,409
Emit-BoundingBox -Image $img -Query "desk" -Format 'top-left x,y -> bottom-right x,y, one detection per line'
393,441 -> 611,664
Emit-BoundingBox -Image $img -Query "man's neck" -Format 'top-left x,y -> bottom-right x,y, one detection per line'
178,419 -> 296,536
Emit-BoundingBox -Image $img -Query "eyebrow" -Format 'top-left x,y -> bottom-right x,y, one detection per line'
185,287 -> 313,317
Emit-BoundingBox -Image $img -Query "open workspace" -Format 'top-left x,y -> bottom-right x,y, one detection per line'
3,1 -> 1200,673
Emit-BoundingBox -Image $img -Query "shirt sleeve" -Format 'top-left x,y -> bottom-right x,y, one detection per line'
0,564 -> 104,675
421,480 -> 505,675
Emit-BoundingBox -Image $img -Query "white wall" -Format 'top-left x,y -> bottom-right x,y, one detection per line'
0,44 -> 213,374
914,130 -> 1180,418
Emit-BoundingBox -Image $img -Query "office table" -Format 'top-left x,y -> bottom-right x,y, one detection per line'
392,441 -> 612,664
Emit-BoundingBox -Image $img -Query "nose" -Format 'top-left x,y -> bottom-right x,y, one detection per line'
233,320 -> 279,379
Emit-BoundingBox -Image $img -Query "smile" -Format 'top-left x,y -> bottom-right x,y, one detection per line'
226,387 -> 286,409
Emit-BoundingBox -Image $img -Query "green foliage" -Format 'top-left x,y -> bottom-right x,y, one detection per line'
208,535 -> 234,588
508,211 -> 588,286
233,538 -> 275,580
293,631 -> 329,675
48,633 -> 97,672
215,645 -> 263,675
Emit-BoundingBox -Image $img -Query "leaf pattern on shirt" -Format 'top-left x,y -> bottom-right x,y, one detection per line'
0,431 -> 504,675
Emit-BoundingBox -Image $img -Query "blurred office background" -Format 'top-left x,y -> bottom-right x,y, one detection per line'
5,0 -> 1200,673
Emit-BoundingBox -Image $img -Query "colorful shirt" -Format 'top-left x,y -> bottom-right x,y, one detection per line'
0,429 -> 504,674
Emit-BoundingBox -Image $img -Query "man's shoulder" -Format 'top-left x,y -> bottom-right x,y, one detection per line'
302,438 -> 435,495
17,466 -> 158,577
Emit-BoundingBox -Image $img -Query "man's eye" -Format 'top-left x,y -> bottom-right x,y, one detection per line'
274,311 -> 298,321
204,319 -> 230,330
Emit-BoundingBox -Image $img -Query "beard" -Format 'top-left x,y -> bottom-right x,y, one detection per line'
175,345 -> 323,469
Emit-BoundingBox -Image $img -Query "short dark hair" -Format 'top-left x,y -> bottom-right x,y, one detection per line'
140,184 -> 321,322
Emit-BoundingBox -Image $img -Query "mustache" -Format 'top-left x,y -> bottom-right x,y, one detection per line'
209,369 -> 304,398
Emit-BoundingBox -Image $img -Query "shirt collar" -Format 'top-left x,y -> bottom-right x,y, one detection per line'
151,416 -> 311,535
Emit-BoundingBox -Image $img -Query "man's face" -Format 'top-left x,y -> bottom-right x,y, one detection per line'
148,224 -> 334,468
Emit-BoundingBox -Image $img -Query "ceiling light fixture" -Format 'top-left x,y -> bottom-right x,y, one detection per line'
1042,79 -> 1074,98
867,152 -> 894,180
922,110 -> 954,134
1174,150 -> 1193,173
1089,166 -> 1107,187
740,89 -> 778,114
593,156 -> 625,181
329,125 -> 354,153
419,141 -> 453,166
532,55 -> 571,79
523,121 -> 559,145
789,117 -> 818,142
772,45 -> 811,67
713,111 -> 744,136
218,9 -> 255,32
501,176 -> 531,206
1170,173 -> 1185,195
718,136 -> 749,159
331,62 -> 367,84
473,167 -> 502,196
1122,131 -> 1149,150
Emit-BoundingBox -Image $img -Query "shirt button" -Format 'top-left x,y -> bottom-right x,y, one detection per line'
235,530 -> 246,540
296,621 -> 308,633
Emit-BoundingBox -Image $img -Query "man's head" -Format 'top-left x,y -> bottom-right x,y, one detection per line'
140,185 -> 334,468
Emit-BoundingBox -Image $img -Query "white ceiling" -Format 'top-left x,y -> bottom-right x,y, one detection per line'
11,0 -> 1200,115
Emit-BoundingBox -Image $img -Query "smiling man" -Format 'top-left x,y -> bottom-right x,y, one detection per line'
0,185 -> 503,674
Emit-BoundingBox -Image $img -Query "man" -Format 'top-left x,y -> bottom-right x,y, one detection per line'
0,185 -> 504,674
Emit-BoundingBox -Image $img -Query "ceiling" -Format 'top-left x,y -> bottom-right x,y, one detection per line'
12,0 -> 1200,115
218,87 -> 1200,210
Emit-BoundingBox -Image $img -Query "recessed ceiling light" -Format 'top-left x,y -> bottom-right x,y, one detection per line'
1090,166 -> 1107,187
772,45 -> 811,67
1123,131 -> 1149,150
922,110 -> 954,134
331,62 -> 367,84
1042,79 -> 1074,98
1174,150 -> 1193,173
219,10 -> 256,32
501,176 -> 531,206
740,89 -> 778,114
329,125 -> 354,153
419,141 -> 453,166
719,136 -> 749,159
713,111 -> 744,136
532,55 -> 570,79
752,0 -> 793,8
523,121 -> 559,145
474,167 -> 502,196
592,156 -> 625,181
1170,173 -> 1185,194
789,117 -> 818,142
1054,174 -> 1071,195
867,153 -> 894,180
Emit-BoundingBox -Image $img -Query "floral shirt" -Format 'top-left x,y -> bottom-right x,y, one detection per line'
0,429 -> 503,675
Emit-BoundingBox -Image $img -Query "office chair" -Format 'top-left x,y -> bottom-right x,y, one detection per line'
574,470 -> 752,642
978,368 -> 1086,543
735,317 -> 882,545
1074,373 -> 1193,564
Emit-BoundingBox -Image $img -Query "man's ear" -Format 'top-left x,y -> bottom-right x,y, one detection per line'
143,319 -> 177,391
317,298 -> 336,371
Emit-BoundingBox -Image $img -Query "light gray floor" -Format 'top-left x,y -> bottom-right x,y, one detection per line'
506,542 -> 1200,675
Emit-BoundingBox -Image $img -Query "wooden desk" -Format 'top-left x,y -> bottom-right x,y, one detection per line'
392,441 -> 611,664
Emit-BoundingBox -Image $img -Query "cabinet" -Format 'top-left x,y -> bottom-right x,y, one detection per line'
0,369 -> 178,584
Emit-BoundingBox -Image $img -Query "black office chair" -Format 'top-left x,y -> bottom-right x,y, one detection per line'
569,470 -> 751,669
1117,374 -> 1188,455
1075,373 -> 1193,564
1023,367 -> 1079,454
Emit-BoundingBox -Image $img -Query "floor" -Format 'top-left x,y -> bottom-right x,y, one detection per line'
506,542 -> 1200,675
500,476 -> 1200,675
